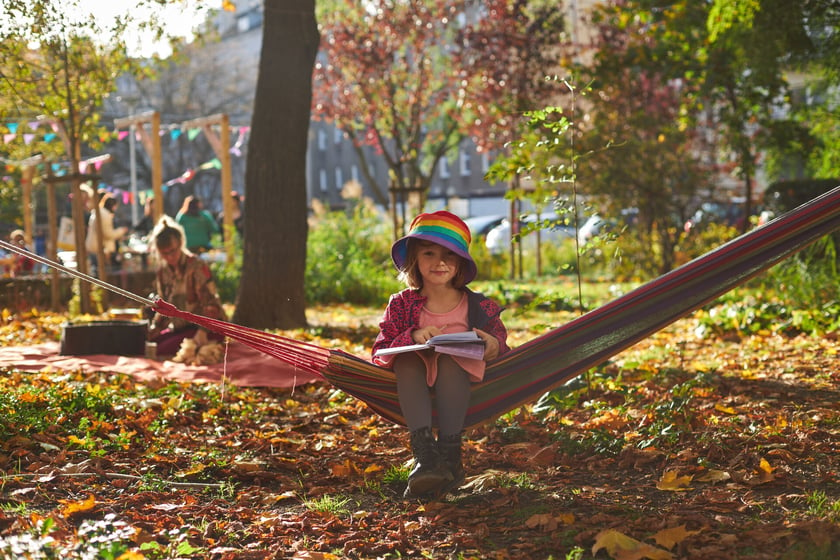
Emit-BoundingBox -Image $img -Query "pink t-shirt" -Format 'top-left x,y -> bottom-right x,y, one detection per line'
416,294 -> 486,386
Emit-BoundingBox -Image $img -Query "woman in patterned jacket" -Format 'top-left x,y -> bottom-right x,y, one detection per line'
147,218 -> 226,357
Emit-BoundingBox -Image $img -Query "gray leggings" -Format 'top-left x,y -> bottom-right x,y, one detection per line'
394,352 -> 472,437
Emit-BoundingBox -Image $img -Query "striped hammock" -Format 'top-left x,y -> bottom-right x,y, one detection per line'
152,185 -> 840,429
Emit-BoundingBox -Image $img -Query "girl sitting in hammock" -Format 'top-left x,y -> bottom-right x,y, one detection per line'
373,211 -> 510,498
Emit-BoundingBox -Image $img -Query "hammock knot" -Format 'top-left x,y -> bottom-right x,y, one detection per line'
152,298 -> 180,318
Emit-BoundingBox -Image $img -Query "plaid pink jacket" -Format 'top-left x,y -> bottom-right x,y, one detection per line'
372,288 -> 509,365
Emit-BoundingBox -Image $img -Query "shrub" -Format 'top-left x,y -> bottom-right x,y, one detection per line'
210,235 -> 243,304
675,222 -> 740,267
305,200 -> 401,305
698,235 -> 840,337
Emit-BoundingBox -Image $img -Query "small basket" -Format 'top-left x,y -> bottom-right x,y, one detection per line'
60,320 -> 149,356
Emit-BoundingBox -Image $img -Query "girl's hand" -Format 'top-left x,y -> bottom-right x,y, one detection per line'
473,328 -> 500,361
412,325 -> 445,344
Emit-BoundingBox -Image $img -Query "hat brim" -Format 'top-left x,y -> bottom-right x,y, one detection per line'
392,233 -> 477,284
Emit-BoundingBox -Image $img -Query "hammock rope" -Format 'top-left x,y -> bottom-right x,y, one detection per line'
4,184 -> 839,428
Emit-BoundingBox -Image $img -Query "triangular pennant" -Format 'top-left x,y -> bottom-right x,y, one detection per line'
187,128 -> 201,141
199,158 -> 222,170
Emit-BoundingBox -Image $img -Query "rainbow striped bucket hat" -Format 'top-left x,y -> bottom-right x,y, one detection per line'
391,210 -> 477,284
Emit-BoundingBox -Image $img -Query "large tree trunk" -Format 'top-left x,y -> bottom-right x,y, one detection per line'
233,0 -> 319,329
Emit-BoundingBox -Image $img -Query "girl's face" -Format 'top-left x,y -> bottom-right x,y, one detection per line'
157,238 -> 183,267
415,241 -> 460,287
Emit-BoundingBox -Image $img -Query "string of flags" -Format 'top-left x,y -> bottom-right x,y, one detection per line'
1,156 -> 227,208
1,120 -> 250,149
1,119 -> 248,207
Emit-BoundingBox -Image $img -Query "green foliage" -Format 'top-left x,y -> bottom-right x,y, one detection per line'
0,376 -> 116,440
303,494 -> 353,516
475,281 -> 586,313
763,178 -> 840,215
209,235 -> 243,304
698,235 -> 840,337
676,222 -> 740,265
0,173 -> 23,233
806,490 -> 840,522
139,525 -> 205,559
305,200 -> 401,305
0,1 -> 138,162
382,464 -> 409,485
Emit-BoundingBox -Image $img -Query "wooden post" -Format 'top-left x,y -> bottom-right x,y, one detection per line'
44,172 -> 101,314
21,165 -> 35,244
114,111 -> 163,222
45,166 -> 60,309
70,176 -> 91,313
16,154 -> 43,244
150,112 -> 162,221
181,113 -> 234,264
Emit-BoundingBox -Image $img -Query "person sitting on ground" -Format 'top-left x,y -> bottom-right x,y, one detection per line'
147,217 -> 227,359
175,195 -> 219,253
2,229 -> 36,277
372,211 -> 510,499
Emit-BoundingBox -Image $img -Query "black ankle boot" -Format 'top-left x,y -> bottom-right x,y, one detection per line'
438,432 -> 465,493
405,427 -> 452,498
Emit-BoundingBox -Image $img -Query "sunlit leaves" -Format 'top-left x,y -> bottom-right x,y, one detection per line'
592,529 -> 673,560
0,300 -> 837,557
656,470 -> 693,491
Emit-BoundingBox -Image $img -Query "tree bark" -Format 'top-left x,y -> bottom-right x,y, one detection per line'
233,0 -> 319,329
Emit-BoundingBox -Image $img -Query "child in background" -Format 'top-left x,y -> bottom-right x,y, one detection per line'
2,230 -> 35,277
147,217 -> 227,359
372,211 -> 509,498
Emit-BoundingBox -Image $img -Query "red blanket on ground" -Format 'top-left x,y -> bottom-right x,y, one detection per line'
0,341 -> 322,389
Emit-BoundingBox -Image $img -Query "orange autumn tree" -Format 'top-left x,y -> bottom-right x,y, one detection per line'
312,0 -> 566,216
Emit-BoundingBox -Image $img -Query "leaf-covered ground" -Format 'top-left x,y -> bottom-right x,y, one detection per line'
0,302 -> 838,559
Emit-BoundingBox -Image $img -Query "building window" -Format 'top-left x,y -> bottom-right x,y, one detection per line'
335,167 -> 344,191
439,158 -> 450,179
459,149 -> 471,176
481,153 -> 490,173
319,169 -> 328,192
317,129 -> 327,151
351,165 -> 360,182
334,127 -> 343,144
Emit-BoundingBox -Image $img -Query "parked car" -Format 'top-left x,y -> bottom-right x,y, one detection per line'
577,208 -> 638,245
684,202 -> 744,233
485,212 -> 575,256
464,214 -> 506,239
577,214 -> 607,245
